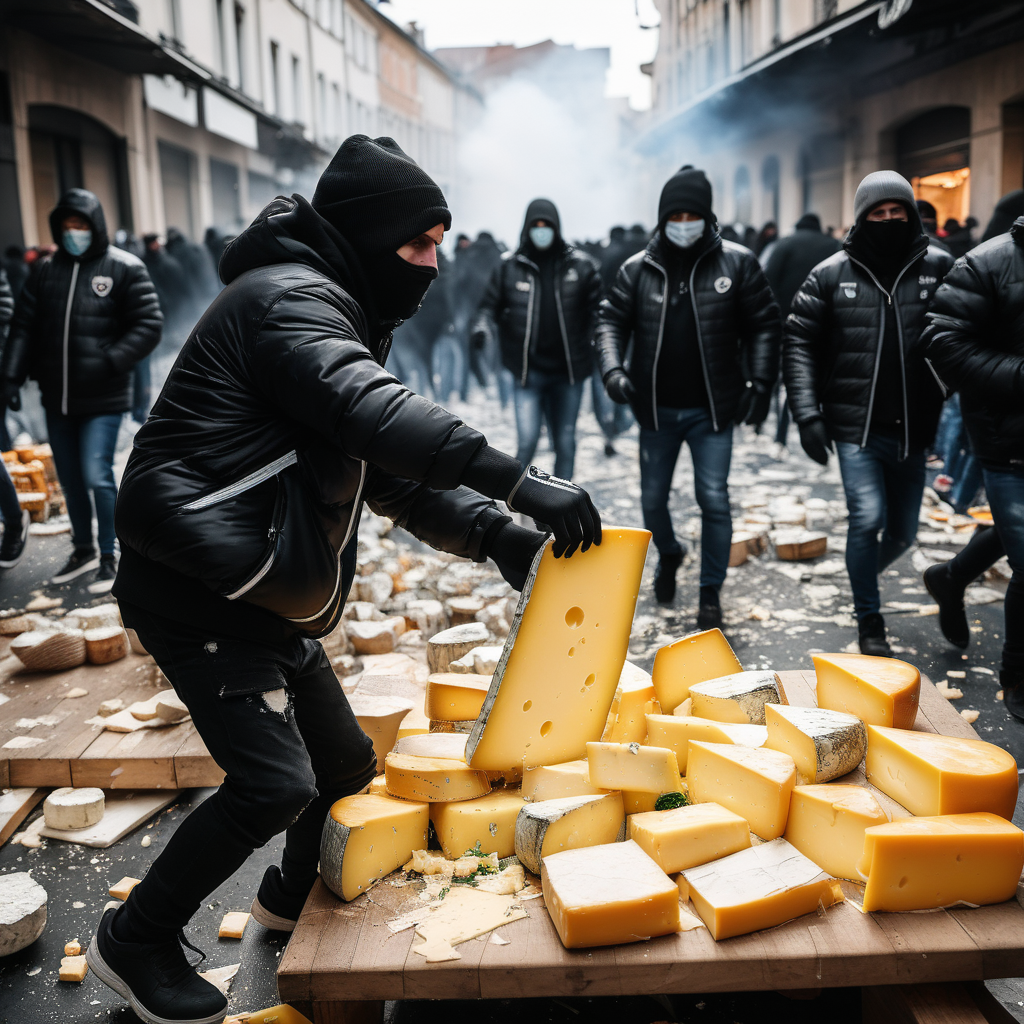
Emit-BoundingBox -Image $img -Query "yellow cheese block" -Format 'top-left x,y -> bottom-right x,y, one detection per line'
514,791 -> 625,874
320,793 -> 429,901
466,528 -> 650,770
858,813 -> 1024,912
601,661 -> 660,744
541,840 -> 681,948
645,713 -> 767,773
764,704 -> 867,784
687,741 -> 796,840
651,628 -> 742,714
688,670 -> 787,725
521,759 -> 606,802
232,1008 -> 311,1024
430,787 -> 524,859
622,790 -> 659,815
629,802 -> 751,873
424,673 -> 492,722
684,838 -> 839,940
384,752 -> 492,803
586,741 -> 682,794
865,725 -> 1018,819
784,784 -> 888,881
673,873 -> 689,902
813,653 -> 920,729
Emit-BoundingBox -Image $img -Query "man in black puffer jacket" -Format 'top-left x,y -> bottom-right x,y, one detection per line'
784,171 -> 955,656
1,189 -> 162,588
471,198 -> 601,480
919,216 -> 1024,721
93,136 -> 601,1024
595,165 -> 780,626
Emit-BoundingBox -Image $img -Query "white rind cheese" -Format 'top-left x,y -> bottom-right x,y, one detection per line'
764,704 -> 867,784
688,671 -> 787,725
0,872 -> 47,956
43,788 -> 105,830
514,792 -> 625,874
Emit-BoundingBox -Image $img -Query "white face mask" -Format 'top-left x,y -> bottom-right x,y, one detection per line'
664,218 -> 705,249
529,225 -> 555,251
62,228 -> 93,257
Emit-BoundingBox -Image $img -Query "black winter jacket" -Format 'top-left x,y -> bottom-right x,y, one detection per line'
920,216 -> 1024,467
0,269 -> 12,337
114,195 -> 503,639
2,189 -> 161,416
764,223 -> 840,315
594,231 -> 781,431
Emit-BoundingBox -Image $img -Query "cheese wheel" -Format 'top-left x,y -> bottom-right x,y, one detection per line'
84,626 -> 129,665
426,623 -> 489,674
688,670 -> 787,725
764,704 -> 866,784
384,752 -> 491,803
813,653 -> 920,729
0,873 -> 47,956
43,787 -> 105,830
10,629 -> 87,671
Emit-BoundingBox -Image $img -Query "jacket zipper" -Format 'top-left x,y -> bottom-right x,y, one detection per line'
515,255 -> 539,386
181,450 -> 298,511
61,262 -> 80,416
553,276 -> 575,384
643,253 -> 670,432
688,251 -> 718,431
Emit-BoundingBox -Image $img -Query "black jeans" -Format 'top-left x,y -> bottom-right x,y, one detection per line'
118,603 -> 377,939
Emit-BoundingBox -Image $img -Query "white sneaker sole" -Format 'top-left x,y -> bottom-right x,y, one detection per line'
0,510 -> 31,569
51,554 -> 100,584
249,894 -> 297,933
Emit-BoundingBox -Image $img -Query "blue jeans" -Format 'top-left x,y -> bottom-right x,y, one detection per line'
836,435 -> 926,619
639,407 -> 733,588
984,466 -> 1024,673
46,411 -> 122,555
513,370 -> 585,480
591,371 -> 633,442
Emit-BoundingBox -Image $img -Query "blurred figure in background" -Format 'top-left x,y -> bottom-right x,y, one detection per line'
0,267 -> 28,569
982,189 -> 1024,242
943,217 -> 975,259
2,246 -> 28,301
203,227 -> 229,284
916,200 -> 951,254
143,234 -> 190,341
165,227 -> 219,322
453,231 -> 504,394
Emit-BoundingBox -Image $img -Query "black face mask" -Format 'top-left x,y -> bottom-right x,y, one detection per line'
857,218 -> 916,273
365,250 -> 438,323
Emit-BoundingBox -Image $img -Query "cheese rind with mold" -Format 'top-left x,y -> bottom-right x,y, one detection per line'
763,704 -> 867,784
687,670 -> 787,725
514,792 -> 625,874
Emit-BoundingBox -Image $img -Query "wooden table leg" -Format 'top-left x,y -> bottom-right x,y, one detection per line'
862,983 -> 995,1024
311,1000 -> 386,1024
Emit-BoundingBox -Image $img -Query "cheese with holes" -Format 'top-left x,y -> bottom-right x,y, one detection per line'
384,752 -> 492,803
858,813 -> 1024,912
784,784 -> 888,881
541,840 -> 680,948
466,529 -> 650,770
687,741 -> 796,840
586,741 -> 682,794
430,788 -> 524,859
645,714 -> 767,773
521,759 -> 606,802
764,705 -> 866,784
684,838 -> 839,940
320,793 -> 429,901
688,671 -> 787,725
514,792 -> 625,874
601,661 -> 660,744
865,725 -> 1018,819
651,628 -> 743,714
629,802 -> 751,873
814,653 -> 920,729
425,673 -> 492,722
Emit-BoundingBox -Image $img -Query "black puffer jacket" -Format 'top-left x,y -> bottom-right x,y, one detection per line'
594,230 -> 781,431
920,216 -> 1024,467
1,189 -> 161,416
115,195 -> 503,639
0,269 -> 12,337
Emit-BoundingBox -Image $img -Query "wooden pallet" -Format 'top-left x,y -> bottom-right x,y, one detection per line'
277,670 -> 1024,1023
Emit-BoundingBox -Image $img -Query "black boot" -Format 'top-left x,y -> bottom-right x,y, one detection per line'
250,865 -> 310,932
923,563 -> 969,649
858,613 -> 893,657
697,585 -> 723,631
1002,670 -> 1024,724
654,551 -> 684,604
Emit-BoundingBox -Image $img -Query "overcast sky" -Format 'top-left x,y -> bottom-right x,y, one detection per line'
377,0 -> 662,110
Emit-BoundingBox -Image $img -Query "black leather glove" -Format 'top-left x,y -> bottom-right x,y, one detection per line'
604,368 -> 636,407
486,520 -> 547,591
736,381 -> 772,426
798,418 -> 832,466
0,381 -> 21,412
507,466 -> 602,558
470,328 -> 488,351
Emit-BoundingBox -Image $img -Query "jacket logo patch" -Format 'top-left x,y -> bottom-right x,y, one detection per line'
920,289 -> 929,300
919,275 -> 937,285
714,276 -> 732,293
843,281 -> 858,298
91,276 -> 113,297
564,268 -> 578,283
515,280 -> 531,292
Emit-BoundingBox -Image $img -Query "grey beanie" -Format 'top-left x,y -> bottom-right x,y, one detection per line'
854,170 -> 917,223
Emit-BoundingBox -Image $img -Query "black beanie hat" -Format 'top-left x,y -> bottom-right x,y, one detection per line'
312,135 -> 451,257
658,165 -> 714,227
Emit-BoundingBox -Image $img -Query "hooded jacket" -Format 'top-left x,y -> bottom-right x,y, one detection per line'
919,216 -> 1024,468
472,200 -> 601,384
764,214 -> 841,315
2,189 -> 162,416
113,195 -> 502,640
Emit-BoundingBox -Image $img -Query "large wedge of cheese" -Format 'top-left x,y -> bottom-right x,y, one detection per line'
384,752 -> 492,803
629,802 -> 751,873
865,725 -> 1018,819
687,741 -> 796,840
521,759 -> 606,802
813,653 -> 919,729
601,661 -> 660,744
688,671 -> 787,725
858,813 -> 1024,912
764,704 -> 866,784
586,741 -> 682,794
320,793 -> 429,901
465,529 -> 650,770
645,714 -> 766,772
541,840 -> 680,948
651,628 -> 742,714
425,673 -> 492,722
514,792 -> 625,874
684,838 -> 839,940
430,788 -> 524,859
784,784 -> 888,881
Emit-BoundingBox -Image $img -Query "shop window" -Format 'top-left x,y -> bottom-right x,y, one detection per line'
898,106 -> 971,228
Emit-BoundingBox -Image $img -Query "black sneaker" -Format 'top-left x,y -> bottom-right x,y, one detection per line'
87,553 -> 117,594
923,562 -> 969,649
51,547 -> 99,584
697,585 -> 723,630
0,508 -> 30,569
654,551 -> 684,604
1002,670 -> 1024,724
250,865 -> 308,933
87,905 -> 227,1024
858,613 -> 893,657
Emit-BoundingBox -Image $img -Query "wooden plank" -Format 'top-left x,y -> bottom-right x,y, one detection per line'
72,721 -> 190,789
311,1002 -> 385,1024
862,983 -> 991,1024
38,790 -> 179,847
947,903 -> 1024,981
0,787 -> 44,846
874,910 -> 984,984
173,726 -> 225,788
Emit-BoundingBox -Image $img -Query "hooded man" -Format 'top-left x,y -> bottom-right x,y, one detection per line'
92,137 -> 600,1024
916,199 -> 952,254
471,198 -> 602,480
784,170 -> 955,656
1,188 -> 162,588
595,165 -> 781,626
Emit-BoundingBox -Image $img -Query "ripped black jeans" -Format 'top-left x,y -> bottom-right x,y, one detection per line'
116,602 -> 377,940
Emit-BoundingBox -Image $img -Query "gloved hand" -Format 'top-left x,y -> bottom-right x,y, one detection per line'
486,520 -> 548,591
736,381 -> 772,426
507,466 -> 602,558
0,381 -> 21,412
798,418 -> 832,466
470,328 -> 488,351
604,368 -> 636,407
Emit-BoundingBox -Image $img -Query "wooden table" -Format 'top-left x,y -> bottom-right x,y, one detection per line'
277,670 -> 1024,1024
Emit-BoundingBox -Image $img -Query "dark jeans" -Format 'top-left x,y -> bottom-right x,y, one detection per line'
836,435 -> 926,619
0,461 -> 21,529
45,411 -> 122,555
513,369 -> 585,479
117,603 -> 377,938
983,466 -> 1024,673
639,406 -> 733,588
591,371 -> 633,443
